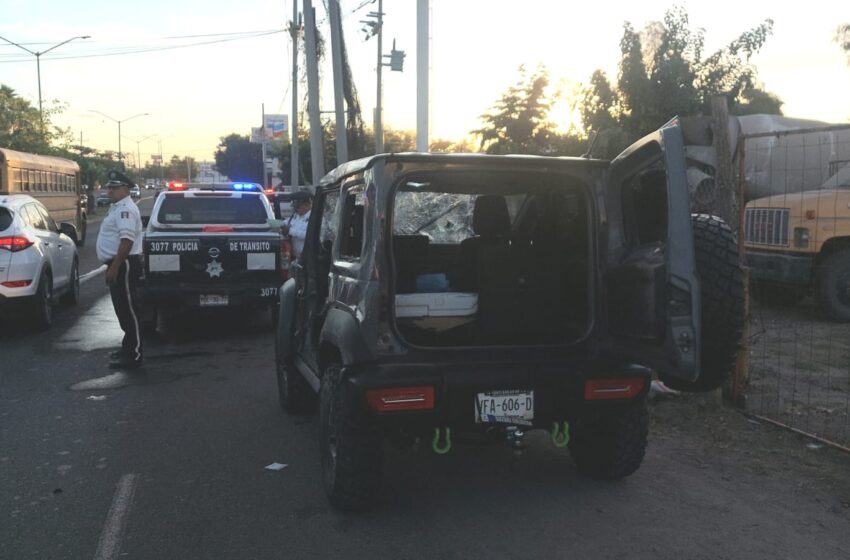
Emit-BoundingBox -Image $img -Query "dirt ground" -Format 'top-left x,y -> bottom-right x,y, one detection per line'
650,388 -> 850,523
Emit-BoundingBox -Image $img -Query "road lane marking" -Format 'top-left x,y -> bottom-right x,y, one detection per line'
93,473 -> 138,560
80,265 -> 107,284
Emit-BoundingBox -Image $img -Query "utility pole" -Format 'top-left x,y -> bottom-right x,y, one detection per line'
304,0 -> 325,182
290,6 -> 301,189
375,0 -> 384,153
261,103 -> 268,186
329,0 -> 348,164
416,0 -> 429,152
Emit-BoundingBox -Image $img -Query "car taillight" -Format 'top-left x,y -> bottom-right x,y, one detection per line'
366,386 -> 435,412
169,182 -> 186,191
0,236 -> 34,252
1,279 -> 32,288
584,377 -> 646,401
202,225 -> 234,232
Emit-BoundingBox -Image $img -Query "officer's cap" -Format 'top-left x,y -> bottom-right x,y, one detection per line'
105,170 -> 133,188
291,188 -> 313,203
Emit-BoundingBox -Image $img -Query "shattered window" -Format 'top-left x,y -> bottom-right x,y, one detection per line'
393,191 -> 476,244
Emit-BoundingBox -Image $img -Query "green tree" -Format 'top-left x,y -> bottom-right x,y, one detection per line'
472,65 -> 557,155
837,24 -> 850,60
580,7 -> 781,156
0,85 -> 68,154
214,133 -> 263,183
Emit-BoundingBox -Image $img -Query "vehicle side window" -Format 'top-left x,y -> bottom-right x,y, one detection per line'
319,191 -> 340,245
36,204 -> 58,232
338,184 -> 367,261
23,204 -> 46,230
620,164 -> 668,247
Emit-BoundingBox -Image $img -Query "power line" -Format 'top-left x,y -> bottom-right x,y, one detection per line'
0,30 -> 285,63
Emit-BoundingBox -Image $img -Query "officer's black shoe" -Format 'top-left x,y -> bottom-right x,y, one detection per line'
109,356 -> 143,370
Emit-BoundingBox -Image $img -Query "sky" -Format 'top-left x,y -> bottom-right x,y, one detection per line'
1,1 -> 849,168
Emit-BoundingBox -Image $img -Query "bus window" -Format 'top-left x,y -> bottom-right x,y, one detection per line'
13,168 -> 22,192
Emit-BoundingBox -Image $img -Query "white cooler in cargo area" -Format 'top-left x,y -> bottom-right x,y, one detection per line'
395,292 -> 478,332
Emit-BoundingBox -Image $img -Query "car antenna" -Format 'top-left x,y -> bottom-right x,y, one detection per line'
581,131 -> 599,159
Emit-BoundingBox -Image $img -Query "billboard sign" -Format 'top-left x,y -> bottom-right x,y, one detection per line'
264,114 -> 288,139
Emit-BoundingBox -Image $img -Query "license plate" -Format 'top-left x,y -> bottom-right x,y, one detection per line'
475,390 -> 534,425
199,294 -> 228,307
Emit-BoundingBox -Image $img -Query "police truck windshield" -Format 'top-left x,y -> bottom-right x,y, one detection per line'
157,194 -> 268,225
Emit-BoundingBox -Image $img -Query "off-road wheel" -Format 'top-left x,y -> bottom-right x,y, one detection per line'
30,271 -> 53,331
319,364 -> 382,511
569,397 -> 648,480
816,250 -> 850,322
59,259 -> 80,306
661,214 -> 745,393
751,281 -> 805,307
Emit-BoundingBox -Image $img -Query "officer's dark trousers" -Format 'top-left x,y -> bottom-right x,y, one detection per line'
108,256 -> 143,363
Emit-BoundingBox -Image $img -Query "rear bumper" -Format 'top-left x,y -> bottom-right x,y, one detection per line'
341,360 -> 650,433
746,250 -> 813,286
139,282 -> 281,308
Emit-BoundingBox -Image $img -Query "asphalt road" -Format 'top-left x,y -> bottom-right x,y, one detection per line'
1,208 -> 849,559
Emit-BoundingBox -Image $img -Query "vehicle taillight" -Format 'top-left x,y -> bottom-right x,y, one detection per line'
202,225 -> 234,233
584,377 -> 646,401
264,188 -> 275,195
169,182 -> 186,191
1,279 -> 32,288
0,236 -> 34,252
366,386 -> 435,412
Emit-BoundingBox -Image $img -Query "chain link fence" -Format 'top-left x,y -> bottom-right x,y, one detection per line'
736,124 -> 850,450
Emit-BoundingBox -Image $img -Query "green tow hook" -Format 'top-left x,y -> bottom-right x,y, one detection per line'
551,421 -> 570,448
432,427 -> 452,455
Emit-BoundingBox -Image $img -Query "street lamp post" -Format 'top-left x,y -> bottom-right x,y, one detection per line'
89,111 -> 150,164
124,134 -> 154,184
0,34 -> 90,135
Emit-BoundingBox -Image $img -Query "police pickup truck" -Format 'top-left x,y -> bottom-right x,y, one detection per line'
141,182 -> 286,329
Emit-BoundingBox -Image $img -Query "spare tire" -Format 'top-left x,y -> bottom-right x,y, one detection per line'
661,214 -> 745,393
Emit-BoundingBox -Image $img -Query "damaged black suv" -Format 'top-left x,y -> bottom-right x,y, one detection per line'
274,122 -> 744,511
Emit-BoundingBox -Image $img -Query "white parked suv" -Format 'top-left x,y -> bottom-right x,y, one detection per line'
0,195 -> 80,329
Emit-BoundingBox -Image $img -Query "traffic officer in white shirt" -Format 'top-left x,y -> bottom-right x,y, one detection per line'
281,188 -> 312,259
96,170 -> 144,369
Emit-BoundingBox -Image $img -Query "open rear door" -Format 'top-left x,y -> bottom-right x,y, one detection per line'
602,121 -> 700,382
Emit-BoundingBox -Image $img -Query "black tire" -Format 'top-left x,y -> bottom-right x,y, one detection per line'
319,364 -> 382,511
30,271 -> 53,331
275,332 -> 316,414
816,251 -> 850,322
661,214 -> 745,393
569,397 -> 648,480
751,281 -> 805,307
60,259 -> 80,306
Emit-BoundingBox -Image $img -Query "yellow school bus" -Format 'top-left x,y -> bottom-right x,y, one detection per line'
0,147 -> 87,245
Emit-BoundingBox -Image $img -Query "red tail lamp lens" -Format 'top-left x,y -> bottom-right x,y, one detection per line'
1,279 -> 32,288
0,236 -> 34,252
366,386 -> 435,412
584,377 -> 646,400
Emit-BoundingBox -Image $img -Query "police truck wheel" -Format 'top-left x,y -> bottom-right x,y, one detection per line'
660,214 -> 745,393
569,397 -> 648,480
816,250 -> 850,322
319,364 -> 382,511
